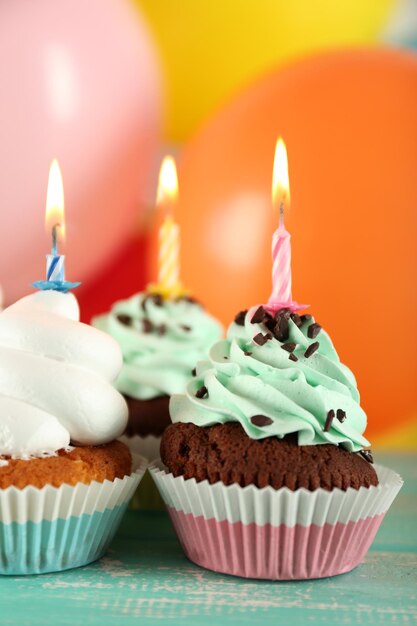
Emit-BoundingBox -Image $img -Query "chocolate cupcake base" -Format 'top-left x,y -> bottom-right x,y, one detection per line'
124,395 -> 171,438
161,422 -> 378,491
121,395 -> 169,510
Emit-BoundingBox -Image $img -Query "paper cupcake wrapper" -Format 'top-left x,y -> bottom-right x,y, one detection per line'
0,454 -> 146,575
150,461 -> 403,580
119,434 -> 160,462
118,436 -> 164,510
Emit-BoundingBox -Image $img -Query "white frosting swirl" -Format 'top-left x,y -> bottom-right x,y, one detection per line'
0,291 -> 128,457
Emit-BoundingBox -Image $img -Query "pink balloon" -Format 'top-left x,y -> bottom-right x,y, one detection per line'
0,0 -> 161,304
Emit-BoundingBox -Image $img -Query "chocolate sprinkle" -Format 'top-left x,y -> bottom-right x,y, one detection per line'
251,306 -> 268,324
275,308 -> 291,320
300,314 -> 312,323
141,293 -> 163,311
142,319 -> 153,333
157,324 -> 167,336
288,353 -> 298,362
253,332 -> 272,346
290,313 -> 302,328
304,341 -> 320,358
359,450 -> 374,464
307,323 -> 322,339
250,415 -> 273,427
180,324 -> 192,332
116,314 -> 132,326
264,316 -> 277,333
273,316 -> 289,341
324,409 -> 335,432
195,385 -> 208,399
244,351 -> 253,356
152,294 -> 163,306
253,333 -> 264,345
234,310 -> 247,326
281,342 -> 296,353
336,409 -> 347,423
191,367 -> 197,377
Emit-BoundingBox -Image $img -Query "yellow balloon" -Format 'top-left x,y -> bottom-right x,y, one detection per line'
135,0 -> 397,140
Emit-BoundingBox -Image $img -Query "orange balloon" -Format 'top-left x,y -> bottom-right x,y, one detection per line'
149,48 -> 417,441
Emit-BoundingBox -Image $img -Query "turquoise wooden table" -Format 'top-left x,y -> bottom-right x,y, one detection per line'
0,453 -> 416,626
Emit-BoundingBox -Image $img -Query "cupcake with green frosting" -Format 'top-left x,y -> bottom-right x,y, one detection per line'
150,304 -> 402,580
168,305 -> 371,455
161,304 -> 376,487
92,291 -> 223,461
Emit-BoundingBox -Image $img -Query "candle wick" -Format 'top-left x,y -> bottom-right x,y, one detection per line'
279,201 -> 285,228
52,223 -> 60,256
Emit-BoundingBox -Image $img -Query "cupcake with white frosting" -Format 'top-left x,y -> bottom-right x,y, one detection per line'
0,289 -> 146,575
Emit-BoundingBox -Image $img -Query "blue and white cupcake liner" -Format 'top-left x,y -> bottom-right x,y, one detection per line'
0,453 -> 147,575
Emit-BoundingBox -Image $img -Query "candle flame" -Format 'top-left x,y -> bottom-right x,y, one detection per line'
156,155 -> 178,207
272,138 -> 290,214
45,159 -> 65,243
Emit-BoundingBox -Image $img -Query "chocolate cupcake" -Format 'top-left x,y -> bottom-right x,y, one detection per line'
151,305 -> 402,580
93,291 -> 223,461
161,423 -> 378,491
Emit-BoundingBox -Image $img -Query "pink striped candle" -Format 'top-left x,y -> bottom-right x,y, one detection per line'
266,139 -> 307,313
270,220 -> 292,304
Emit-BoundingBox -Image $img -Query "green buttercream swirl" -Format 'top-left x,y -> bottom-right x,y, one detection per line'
170,306 -> 370,452
93,293 -> 223,400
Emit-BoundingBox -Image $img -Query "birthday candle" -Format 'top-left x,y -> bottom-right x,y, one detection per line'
33,160 -> 80,293
158,213 -> 180,290
267,139 -> 306,313
156,156 -> 182,295
45,160 -> 66,282
270,220 -> 292,304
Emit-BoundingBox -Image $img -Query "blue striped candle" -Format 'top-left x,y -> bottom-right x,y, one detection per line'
33,161 -> 80,293
46,254 -> 65,282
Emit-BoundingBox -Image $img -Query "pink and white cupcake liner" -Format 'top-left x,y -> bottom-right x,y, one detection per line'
150,461 -> 402,580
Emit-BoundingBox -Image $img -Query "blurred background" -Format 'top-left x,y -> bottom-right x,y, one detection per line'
0,0 -> 416,448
